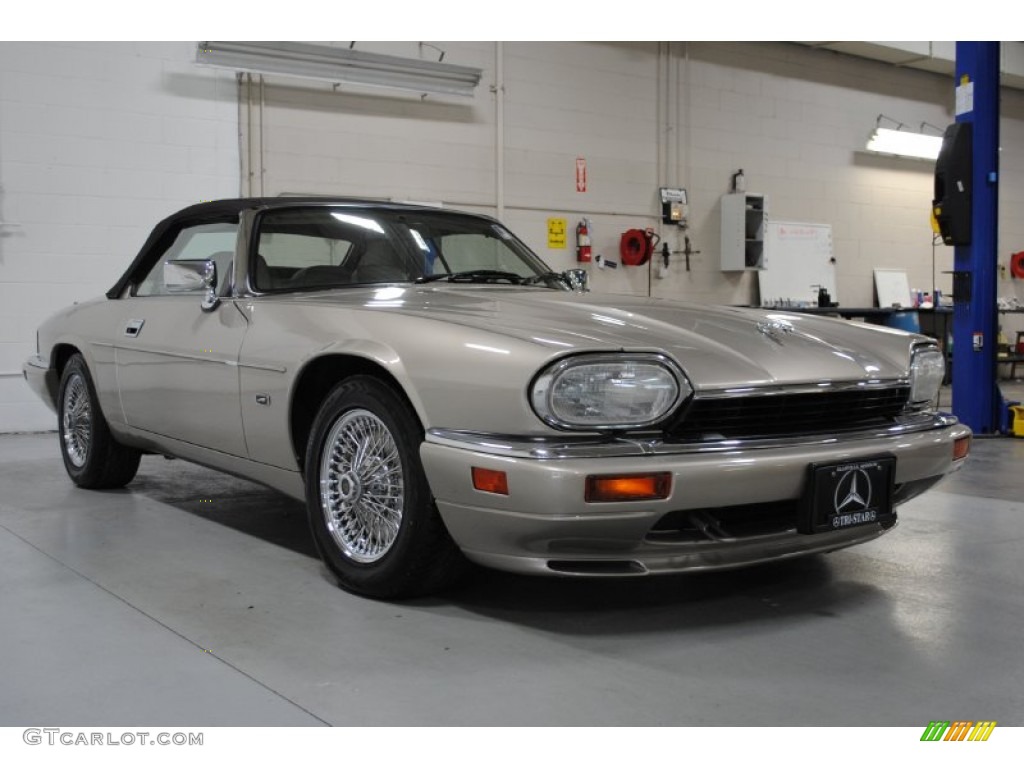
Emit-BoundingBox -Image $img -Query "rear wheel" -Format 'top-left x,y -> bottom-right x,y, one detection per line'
58,353 -> 141,489
305,376 -> 466,599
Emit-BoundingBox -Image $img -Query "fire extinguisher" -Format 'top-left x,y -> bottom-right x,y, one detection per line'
576,218 -> 592,263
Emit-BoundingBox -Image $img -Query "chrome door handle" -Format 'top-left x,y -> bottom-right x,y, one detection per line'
124,319 -> 145,337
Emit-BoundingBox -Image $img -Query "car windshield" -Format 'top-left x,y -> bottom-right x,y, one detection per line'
253,207 -> 564,292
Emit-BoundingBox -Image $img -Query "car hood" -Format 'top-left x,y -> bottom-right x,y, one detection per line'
285,286 -> 920,390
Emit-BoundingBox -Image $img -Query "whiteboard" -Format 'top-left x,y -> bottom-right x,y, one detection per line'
757,221 -> 835,307
873,268 -> 913,308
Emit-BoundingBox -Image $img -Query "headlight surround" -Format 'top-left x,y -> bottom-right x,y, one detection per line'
530,353 -> 690,430
908,345 -> 945,409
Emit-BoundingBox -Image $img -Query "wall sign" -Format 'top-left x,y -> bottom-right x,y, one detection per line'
575,157 -> 587,193
955,80 -> 974,116
547,217 -> 567,249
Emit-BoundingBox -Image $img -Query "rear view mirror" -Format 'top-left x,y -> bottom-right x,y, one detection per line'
163,259 -> 220,311
563,268 -> 589,292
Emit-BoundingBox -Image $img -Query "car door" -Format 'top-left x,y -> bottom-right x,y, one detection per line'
114,222 -> 249,457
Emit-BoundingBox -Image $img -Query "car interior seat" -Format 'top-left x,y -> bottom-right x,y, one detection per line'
353,238 -> 410,283
253,253 -> 273,290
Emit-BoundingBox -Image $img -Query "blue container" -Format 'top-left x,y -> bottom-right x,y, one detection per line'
884,311 -> 921,333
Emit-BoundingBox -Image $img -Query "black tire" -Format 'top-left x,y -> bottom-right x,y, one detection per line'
304,375 -> 467,599
57,353 -> 141,489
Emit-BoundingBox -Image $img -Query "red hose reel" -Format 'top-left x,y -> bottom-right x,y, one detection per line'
620,228 -> 660,266
1011,251 -> 1024,279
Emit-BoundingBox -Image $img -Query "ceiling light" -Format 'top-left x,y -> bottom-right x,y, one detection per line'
866,127 -> 942,160
196,41 -> 482,98
865,115 -> 943,161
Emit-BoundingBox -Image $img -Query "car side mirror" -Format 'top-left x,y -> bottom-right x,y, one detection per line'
563,268 -> 589,293
163,259 -> 220,311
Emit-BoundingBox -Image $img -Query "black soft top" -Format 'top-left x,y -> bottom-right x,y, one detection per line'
156,196 -> 450,220
106,197 -> 485,299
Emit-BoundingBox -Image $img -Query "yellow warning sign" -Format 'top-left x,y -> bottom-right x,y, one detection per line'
547,217 -> 567,249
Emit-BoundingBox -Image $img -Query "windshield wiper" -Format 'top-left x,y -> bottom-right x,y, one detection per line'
519,271 -> 567,287
415,270 -> 528,284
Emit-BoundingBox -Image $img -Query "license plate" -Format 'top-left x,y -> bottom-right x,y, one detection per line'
799,456 -> 896,534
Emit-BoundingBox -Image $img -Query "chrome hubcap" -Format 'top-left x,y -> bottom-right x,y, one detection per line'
319,409 -> 404,563
62,373 -> 91,468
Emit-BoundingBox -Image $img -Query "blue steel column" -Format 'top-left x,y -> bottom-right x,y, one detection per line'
952,42 -> 1000,433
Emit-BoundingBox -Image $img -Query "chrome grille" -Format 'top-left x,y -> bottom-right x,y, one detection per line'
667,385 -> 910,441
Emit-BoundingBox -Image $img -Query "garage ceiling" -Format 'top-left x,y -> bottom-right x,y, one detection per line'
798,41 -> 1024,90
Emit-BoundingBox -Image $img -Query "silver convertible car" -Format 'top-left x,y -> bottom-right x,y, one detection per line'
24,198 -> 971,598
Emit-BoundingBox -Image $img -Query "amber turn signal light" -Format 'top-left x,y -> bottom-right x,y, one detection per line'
953,435 -> 971,461
472,467 -> 509,495
585,473 -> 672,503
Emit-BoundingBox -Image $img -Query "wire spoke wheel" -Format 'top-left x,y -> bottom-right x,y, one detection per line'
61,372 -> 92,468
305,376 -> 466,598
319,408 -> 404,563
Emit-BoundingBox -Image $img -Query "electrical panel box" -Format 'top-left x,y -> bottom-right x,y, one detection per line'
660,187 -> 688,226
721,193 -> 766,271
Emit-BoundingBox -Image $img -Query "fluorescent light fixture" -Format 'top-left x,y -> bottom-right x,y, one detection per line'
866,127 -> 942,160
196,41 -> 482,98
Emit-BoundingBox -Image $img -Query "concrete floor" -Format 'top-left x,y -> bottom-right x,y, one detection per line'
2,414 -> 1023,726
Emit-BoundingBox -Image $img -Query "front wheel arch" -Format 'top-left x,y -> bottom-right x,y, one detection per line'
43,343 -> 82,406
289,353 -> 420,472
52,343 -> 81,378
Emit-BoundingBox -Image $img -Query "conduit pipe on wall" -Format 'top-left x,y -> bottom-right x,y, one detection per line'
494,42 -> 505,219
239,73 -> 266,197
242,74 -> 254,196
259,75 -> 266,196
236,73 -> 245,196
659,42 -> 667,192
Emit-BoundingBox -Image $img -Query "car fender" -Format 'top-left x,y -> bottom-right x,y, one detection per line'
37,301 -> 125,426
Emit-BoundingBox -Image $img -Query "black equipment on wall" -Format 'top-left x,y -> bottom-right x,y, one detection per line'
933,122 -> 973,246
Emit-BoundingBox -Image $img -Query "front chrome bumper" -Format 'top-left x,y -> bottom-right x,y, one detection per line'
419,414 -> 971,577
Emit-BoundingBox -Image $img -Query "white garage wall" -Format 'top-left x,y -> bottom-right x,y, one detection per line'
0,42 -> 239,432
679,44 -> 1020,322
676,43 -> 1022,346
250,42 -> 666,297
673,42 -> 954,307
247,41 -> 1024,313
253,42 -> 496,205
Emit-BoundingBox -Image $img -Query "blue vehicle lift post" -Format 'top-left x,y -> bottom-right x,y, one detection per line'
952,42 -> 1000,433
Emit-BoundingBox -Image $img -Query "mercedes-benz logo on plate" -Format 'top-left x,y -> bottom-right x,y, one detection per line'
834,468 -> 873,513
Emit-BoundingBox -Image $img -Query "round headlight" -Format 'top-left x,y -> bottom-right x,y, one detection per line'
530,354 -> 690,430
909,345 -> 944,408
